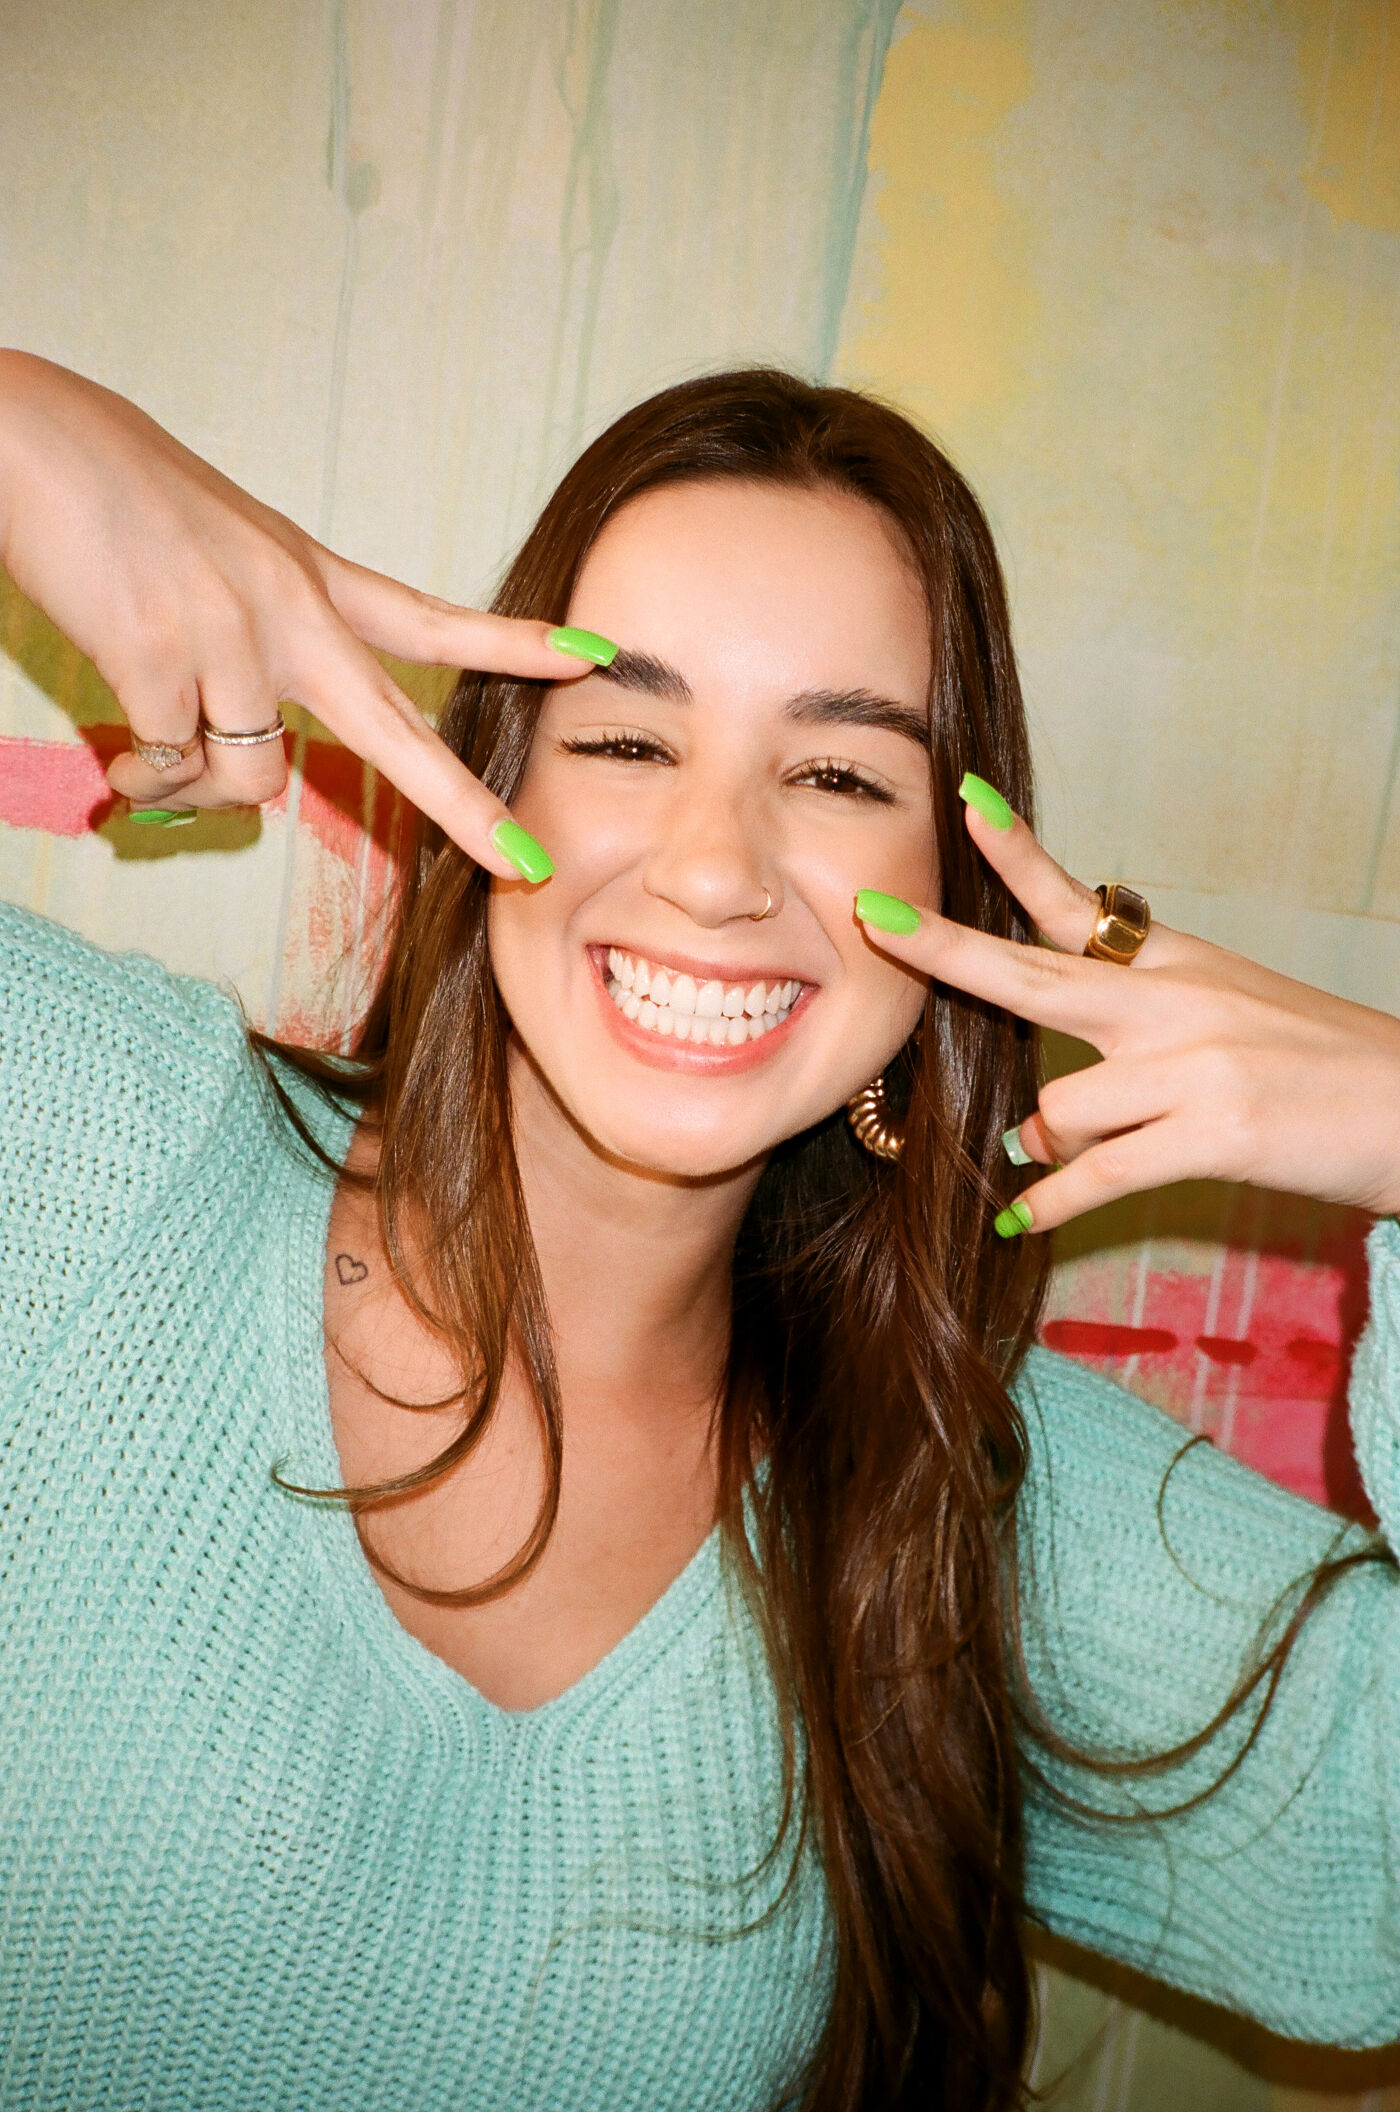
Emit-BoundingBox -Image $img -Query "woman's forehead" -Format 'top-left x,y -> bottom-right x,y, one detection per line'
571,480 -> 933,694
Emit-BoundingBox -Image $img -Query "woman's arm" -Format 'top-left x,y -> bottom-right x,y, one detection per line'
0,350 -> 606,866
856,784 -> 1400,2032
1013,1255 -> 1400,2042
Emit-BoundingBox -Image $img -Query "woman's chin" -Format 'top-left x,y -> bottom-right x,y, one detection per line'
587,1113 -> 776,1184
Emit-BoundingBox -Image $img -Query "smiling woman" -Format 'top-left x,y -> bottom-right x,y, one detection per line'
258,377 -> 1046,2106
5,363 -> 1400,2112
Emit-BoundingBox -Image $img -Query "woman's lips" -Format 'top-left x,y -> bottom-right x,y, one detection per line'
587,946 -> 812,1073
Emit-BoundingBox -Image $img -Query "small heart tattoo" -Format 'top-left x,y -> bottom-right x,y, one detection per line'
334,1253 -> 369,1286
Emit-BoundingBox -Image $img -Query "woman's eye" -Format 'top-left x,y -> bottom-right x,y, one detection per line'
790,759 -> 895,804
558,730 -> 674,765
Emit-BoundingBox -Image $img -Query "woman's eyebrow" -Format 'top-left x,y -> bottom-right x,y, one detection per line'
597,648 -> 928,749
787,688 -> 930,750
597,646 -> 694,701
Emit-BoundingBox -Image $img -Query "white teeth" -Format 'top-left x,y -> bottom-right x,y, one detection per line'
604,954 -> 800,1047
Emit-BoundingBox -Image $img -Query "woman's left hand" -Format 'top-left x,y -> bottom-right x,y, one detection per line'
857,789 -> 1400,1234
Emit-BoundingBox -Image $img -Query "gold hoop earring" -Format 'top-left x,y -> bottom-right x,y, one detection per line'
846,1074 -> 904,1162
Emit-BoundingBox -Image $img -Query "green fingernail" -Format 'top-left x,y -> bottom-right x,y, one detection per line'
1002,1125 -> 1032,1167
855,888 -> 921,937
492,817 -> 555,883
959,772 -> 1015,831
993,1197 -> 1034,1239
547,625 -> 618,667
128,808 -> 196,827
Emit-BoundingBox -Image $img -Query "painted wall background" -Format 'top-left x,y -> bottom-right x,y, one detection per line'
1,2 -> 1397,2103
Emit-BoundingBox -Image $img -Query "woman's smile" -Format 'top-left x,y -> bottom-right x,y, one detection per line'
590,942 -> 814,1071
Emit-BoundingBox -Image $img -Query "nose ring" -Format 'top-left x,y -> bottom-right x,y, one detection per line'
750,886 -> 776,921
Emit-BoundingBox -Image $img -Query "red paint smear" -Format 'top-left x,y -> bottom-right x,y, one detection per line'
1285,1336 -> 1343,1387
0,729 -> 412,872
1194,1334 -> 1258,1366
1041,1319 -> 1178,1357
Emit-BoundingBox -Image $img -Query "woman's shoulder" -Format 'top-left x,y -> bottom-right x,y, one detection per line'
0,898 -> 244,1070
0,904 -> 265,1358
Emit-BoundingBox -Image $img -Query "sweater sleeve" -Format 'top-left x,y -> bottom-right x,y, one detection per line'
0,901 -> 251,1384
1015,1218 -> 1400,2046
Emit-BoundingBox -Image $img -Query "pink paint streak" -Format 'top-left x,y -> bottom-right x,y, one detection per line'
1045,1216 -> 1375,1522
0,729 -> 412,872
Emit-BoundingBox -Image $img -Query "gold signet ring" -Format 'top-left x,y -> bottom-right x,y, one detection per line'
1084,882 -> 1151,965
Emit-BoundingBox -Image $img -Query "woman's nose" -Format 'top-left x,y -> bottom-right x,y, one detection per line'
640,783 -> 776,929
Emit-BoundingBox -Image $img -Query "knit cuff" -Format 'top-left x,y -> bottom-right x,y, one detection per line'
1348,1215 -> 1400,1548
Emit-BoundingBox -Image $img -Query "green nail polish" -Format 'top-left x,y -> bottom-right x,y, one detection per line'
959,772 -> 1015,831
547,625 -> 618,668
855,888 -> 921,937
1002,1125 -> 1032,1167
128,808 -> 196,827
993,1197 -> 1034,1239
492,817 -> 555,883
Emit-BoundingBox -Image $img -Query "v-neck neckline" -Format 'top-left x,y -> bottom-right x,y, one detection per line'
267,1075 -> 726,1740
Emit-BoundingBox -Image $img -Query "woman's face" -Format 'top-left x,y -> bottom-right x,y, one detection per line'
488,478 -> 937,1180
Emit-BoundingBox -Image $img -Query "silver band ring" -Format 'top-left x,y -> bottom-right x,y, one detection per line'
130,730 -> 202,773
201,711 -> 287,749
1084,882 -> 1152,965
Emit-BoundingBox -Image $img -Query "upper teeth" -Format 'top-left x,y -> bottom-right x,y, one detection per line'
605,950 -> 801,1045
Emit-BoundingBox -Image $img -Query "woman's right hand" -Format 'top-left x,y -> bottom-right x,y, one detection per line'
0,351 -> 608,874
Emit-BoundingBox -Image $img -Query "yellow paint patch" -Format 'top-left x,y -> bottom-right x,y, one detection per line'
1298,0 -> 1400,232
839,8 -> 1034,431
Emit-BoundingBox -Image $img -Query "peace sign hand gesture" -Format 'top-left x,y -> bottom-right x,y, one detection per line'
0,352 -> 610,876
856,777 -> 1400,1235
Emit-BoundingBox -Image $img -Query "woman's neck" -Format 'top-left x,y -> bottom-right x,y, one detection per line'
508,1044 -> 763,1434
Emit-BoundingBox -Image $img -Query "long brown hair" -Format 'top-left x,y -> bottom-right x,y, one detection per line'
260,371 -> 1052,2107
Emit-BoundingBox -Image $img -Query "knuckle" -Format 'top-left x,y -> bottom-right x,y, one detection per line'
1193,1039 -> 1252,1117
1086,1139 -> 1135,1192
201,586 -> 261,662
1037,1075 -> 1073,1129
1020,948 -> 1067,999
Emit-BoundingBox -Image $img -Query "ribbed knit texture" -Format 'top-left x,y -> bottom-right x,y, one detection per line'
1,901 -> 1397,2110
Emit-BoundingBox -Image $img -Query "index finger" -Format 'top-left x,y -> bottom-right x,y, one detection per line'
317,548 -> 616,681
853,889 -> 1131,1046
293,632 -> 550,879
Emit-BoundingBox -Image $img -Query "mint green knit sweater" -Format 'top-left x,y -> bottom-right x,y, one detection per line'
2,900 -> 1398,2110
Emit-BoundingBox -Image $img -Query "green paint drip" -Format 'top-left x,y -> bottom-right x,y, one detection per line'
816,0 -> 903,379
